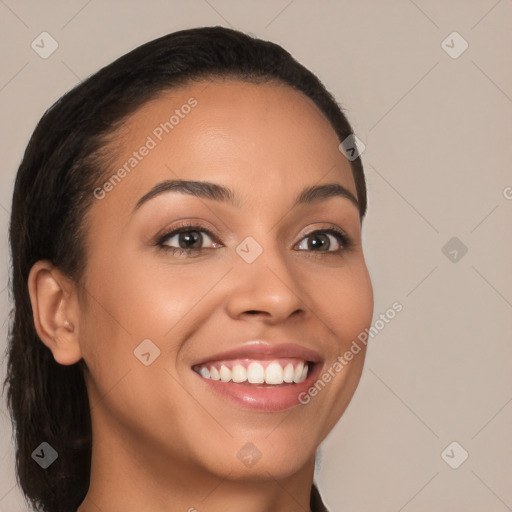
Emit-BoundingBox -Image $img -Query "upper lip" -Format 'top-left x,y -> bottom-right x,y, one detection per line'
191,341 -> 323,367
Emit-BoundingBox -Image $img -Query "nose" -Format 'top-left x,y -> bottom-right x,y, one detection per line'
224,243 -> 307,325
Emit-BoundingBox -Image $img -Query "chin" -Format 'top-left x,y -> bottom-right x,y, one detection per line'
195,432 -> 318,481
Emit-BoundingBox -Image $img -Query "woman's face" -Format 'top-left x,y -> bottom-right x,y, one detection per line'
78,79 -> 373,483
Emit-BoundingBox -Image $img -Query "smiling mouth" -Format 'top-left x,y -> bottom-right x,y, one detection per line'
192,358 -> 313,386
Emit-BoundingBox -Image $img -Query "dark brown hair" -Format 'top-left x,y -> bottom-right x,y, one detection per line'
3,25 -> 367,512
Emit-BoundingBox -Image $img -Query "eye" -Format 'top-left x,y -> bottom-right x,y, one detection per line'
155,223 -> 351,257
295,228 -> 350,253
157,224 -> 221,256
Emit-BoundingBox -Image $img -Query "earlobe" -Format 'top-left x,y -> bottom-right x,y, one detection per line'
28,261 -> 83,366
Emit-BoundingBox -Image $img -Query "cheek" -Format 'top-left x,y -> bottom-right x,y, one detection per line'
336,266 -> 374,342
82,249 -> 210,342
304,264 -> 372,434
294,260 -> 372,410
77,258 -> 199,433
297,258 -> 374,346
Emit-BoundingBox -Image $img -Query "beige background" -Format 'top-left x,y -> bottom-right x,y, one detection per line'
1,1 -> 511,510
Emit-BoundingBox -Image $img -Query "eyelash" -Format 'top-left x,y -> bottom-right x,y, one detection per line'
155,222 -> 352,257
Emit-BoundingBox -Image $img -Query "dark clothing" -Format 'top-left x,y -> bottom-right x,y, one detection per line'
310,483 -> 329,512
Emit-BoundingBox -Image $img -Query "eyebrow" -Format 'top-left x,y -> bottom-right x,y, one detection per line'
133,179 -> 360,213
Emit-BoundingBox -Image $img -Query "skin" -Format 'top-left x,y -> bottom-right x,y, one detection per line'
28,79 -> 374,512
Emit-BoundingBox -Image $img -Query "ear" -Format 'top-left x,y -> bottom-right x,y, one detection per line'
28,260 -> 82,365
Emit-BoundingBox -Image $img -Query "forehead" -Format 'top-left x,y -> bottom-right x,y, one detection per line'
93,79 -> 356,214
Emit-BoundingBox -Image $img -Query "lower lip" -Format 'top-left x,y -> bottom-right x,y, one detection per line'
193,363 -> 322,412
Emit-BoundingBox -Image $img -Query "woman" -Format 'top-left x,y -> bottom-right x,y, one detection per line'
4,26 -> 373,512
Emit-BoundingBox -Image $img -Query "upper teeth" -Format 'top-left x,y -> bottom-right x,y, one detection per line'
196,360 -> 309,385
